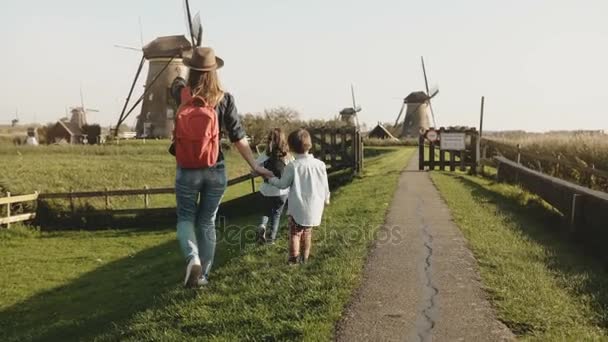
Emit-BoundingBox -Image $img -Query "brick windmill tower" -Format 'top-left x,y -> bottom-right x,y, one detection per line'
393,57 -> 439,138
114,0 -> 203,138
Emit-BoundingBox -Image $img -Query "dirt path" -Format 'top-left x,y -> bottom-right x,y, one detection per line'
336,156 -> 514,342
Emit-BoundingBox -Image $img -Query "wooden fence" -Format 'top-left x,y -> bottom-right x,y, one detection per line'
7,131 -> 364,229
480,138 -> 608,191
419,127 -> 479,172
495,156 -> 608,254
0,192 -> 38,228
308,127 -> 363,173
37,173 -> 258,218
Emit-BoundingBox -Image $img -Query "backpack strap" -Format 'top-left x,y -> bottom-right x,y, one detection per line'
181,86 -> 211,107
180,86 -> 193,105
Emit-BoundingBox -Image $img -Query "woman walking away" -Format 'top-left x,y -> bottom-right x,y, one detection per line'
267,129 -> 330,264
170,47 -> 273,287
255,128 -> 293,244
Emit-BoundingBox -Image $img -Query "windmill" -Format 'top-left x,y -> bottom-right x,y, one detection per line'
339,84 -> 361,127
393,56 -> 439,138
113,0 -> 203,138
11,109 -> 19,127
69,85 -> 99,129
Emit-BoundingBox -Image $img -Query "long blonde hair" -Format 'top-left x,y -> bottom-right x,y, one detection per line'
187,69 -> 225,107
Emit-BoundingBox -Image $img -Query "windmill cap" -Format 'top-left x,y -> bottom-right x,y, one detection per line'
405,91 -> 431,103
142,35 -> 191,59
183,47 -> 224,71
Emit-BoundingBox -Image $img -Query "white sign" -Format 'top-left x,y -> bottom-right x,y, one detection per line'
426,130 -> 438,142
440,133 -> 466,151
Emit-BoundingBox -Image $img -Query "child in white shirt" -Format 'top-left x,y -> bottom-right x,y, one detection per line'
268,129 -> 330,264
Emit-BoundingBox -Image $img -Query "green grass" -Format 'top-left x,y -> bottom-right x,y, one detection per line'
431,172 -> 608,341
0,146 -> 414,341
0,141 -> 255,214
0,140 -> 251,194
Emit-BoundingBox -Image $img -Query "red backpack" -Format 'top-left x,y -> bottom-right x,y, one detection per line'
174,87 -> 220,168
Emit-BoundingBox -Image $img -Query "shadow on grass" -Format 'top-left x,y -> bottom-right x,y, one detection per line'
0,169 -> 361,341
446,174 -> 608,329
0,198 -> 263,342
37,169 -> 357,232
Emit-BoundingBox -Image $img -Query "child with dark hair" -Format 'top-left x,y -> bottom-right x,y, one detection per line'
255,128 -> 293,244
268,128 -> 330,264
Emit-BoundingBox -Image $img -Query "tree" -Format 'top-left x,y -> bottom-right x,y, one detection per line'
263,106 -> 300,124
241,107 -> 303,147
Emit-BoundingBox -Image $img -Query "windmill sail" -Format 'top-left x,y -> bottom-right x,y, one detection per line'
192,12 -> 203,46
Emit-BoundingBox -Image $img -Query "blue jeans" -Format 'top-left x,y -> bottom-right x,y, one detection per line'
175,163 -> 227,277
260,194 -> 287,242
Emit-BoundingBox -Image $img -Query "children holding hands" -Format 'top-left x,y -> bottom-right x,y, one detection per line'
264,128 -> 330,264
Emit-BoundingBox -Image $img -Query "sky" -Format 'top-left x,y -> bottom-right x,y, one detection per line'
1,0 -> 607,132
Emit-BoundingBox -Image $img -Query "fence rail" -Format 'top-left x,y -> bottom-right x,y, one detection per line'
481,138 -> 608,180
308,127 -> 363,173
495,156 -> 608,254
9,133 -> 363,229
38,174 -> 257,200
0,192 -> 39,228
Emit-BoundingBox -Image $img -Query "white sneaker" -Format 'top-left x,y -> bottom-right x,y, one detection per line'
257,224 -> 267,244
184,256 -> 202,288
197,275 -> 209,286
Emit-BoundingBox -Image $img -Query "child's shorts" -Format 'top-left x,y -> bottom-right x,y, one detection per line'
288,215 -> 312,232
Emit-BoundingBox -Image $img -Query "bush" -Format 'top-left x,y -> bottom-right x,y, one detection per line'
240,107 -> 350,147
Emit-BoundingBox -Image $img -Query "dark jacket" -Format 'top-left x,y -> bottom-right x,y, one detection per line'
170,77 -> 246,162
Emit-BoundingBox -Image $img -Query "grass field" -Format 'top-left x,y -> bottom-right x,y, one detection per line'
487,132 -> 608,192
0,146 -> 414,341
0,140 -> 256,214
431,172 -> 608,340
0,140 -> 252,193
486,132 -> 608,169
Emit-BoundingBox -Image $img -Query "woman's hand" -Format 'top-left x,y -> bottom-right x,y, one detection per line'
254,165 -> 274,179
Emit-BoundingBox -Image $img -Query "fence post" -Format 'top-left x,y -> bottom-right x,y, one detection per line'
471,131 -> 479,175
105,187 -> 110,210
330,132 -> 337,168
418,133 -> 425,171
480,145 -> 488,175
359,134 -> 364,172
144,185 -> 150,209
459,150 -> 466,171
429,141 -> 436,171
320,130 -> 327,163
69,188 -> 75,214
5,192 -> 10,229
439,127 -> 445,171
34,191 -> 39,214
516,144 -> 521,164
569,194 -> 582,233
449,151 -> 456,172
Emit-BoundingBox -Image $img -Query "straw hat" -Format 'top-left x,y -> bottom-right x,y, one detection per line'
183,47 -> 224,71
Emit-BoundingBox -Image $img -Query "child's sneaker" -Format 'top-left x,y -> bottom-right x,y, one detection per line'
184,256 -> 202,288
287,256 -> 300,266
197,275 -> 209,286
257,225 -> 267,244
